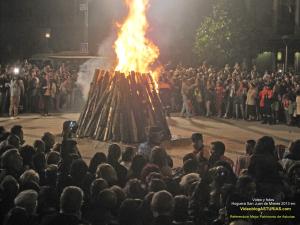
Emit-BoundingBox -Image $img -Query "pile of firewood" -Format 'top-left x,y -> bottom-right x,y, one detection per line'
77,70 -> 171,143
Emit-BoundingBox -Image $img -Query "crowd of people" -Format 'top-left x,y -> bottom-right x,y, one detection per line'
0,123 -> 299,225
158,62 -> 300,126
0,60 -> 83,118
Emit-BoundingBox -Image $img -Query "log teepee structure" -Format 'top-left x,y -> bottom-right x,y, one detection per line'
77,70 -> 171,144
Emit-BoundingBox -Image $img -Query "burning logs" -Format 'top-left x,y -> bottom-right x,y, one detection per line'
77,70 -> 171,144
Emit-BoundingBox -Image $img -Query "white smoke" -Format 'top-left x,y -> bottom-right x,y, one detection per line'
77,34 -> 116,99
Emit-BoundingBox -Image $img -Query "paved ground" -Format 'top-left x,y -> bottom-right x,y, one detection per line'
1,113 -> 299,167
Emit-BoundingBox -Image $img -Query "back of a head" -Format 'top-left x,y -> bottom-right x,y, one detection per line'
119,199 -> 142,225
141,164 -> 160,182
130,155 -> 147,176
60,186 -> 84,215
191,133 -> 203,143
0,126 -> 5,135
289,139 -> 300,159
212,141 -> 225,156
61,139 -> 77,158
38,186 -> 59,212
180,173 -> 200,195
4,207 -> 29,225
41,132 -> 55,148
19,145 -> 35,167
33,140 -> 45,153
174,195 -> 189,222
246,140 -> 256,155
122,147 -> 135,162
95,189 -> 117,210
7,135 -> 20,149
89,152 -> 107,174
183,158 -> 199,174
148,178 -> 166,193
148,126 -> 162,143
96,163 -> 118,185
70,159 -> 88,180
20,169 -> 40,185
150,147 -> 167,168
1,149 -> 22,171
151,190 -> 174,216
10,125 -> 22,141
124,178 -> 145,199
107,144 -> 121,164
32,152 -> 46,171
90,178 -> 109,199
0,175 -> 19,198
254,136 -> 275,155
46,151 -> 61,165
14,190 -> 38,214
110,185 -> 126,208
45,164 -> 58,186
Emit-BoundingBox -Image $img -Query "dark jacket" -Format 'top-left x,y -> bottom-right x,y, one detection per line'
41,213 -> 89,225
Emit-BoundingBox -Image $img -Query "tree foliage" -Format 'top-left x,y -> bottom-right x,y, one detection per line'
194,0 -> 260,66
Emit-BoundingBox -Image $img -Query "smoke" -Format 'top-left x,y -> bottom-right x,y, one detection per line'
77,35 -> 116,99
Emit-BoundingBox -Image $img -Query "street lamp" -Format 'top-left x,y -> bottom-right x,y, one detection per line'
45,31 -> 51,52
282,35 -> 289,73
45,32 -> 51,39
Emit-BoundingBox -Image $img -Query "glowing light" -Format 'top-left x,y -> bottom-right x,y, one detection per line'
45,32 -> 51,38
114,0 -> 160,75
13,67 -> 20,75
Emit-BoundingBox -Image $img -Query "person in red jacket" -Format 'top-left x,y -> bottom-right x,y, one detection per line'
259,85 -> 273,124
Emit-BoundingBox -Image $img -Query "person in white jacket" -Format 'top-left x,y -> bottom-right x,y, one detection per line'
9,76 -> 24,118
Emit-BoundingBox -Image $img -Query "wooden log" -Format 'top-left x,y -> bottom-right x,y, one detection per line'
77,70 -> 171,143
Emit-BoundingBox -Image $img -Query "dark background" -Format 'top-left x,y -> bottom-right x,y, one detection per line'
0,0 -> 210,64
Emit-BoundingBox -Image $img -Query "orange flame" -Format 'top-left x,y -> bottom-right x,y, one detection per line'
114,0 -> 159,75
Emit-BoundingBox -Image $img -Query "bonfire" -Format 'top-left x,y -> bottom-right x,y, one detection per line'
77,0 -> 171,143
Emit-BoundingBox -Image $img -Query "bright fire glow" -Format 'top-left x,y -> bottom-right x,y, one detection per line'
114,0 -> 159,74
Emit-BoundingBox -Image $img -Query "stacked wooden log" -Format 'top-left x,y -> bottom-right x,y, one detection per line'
77,70 -> 171,143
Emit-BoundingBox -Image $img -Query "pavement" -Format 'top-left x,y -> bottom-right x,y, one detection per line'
1,113 -> 299,167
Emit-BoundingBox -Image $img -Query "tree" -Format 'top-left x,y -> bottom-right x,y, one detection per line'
194,0 -> 261,67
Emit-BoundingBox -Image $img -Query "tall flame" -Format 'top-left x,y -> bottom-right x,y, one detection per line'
114,0 -> 159,74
